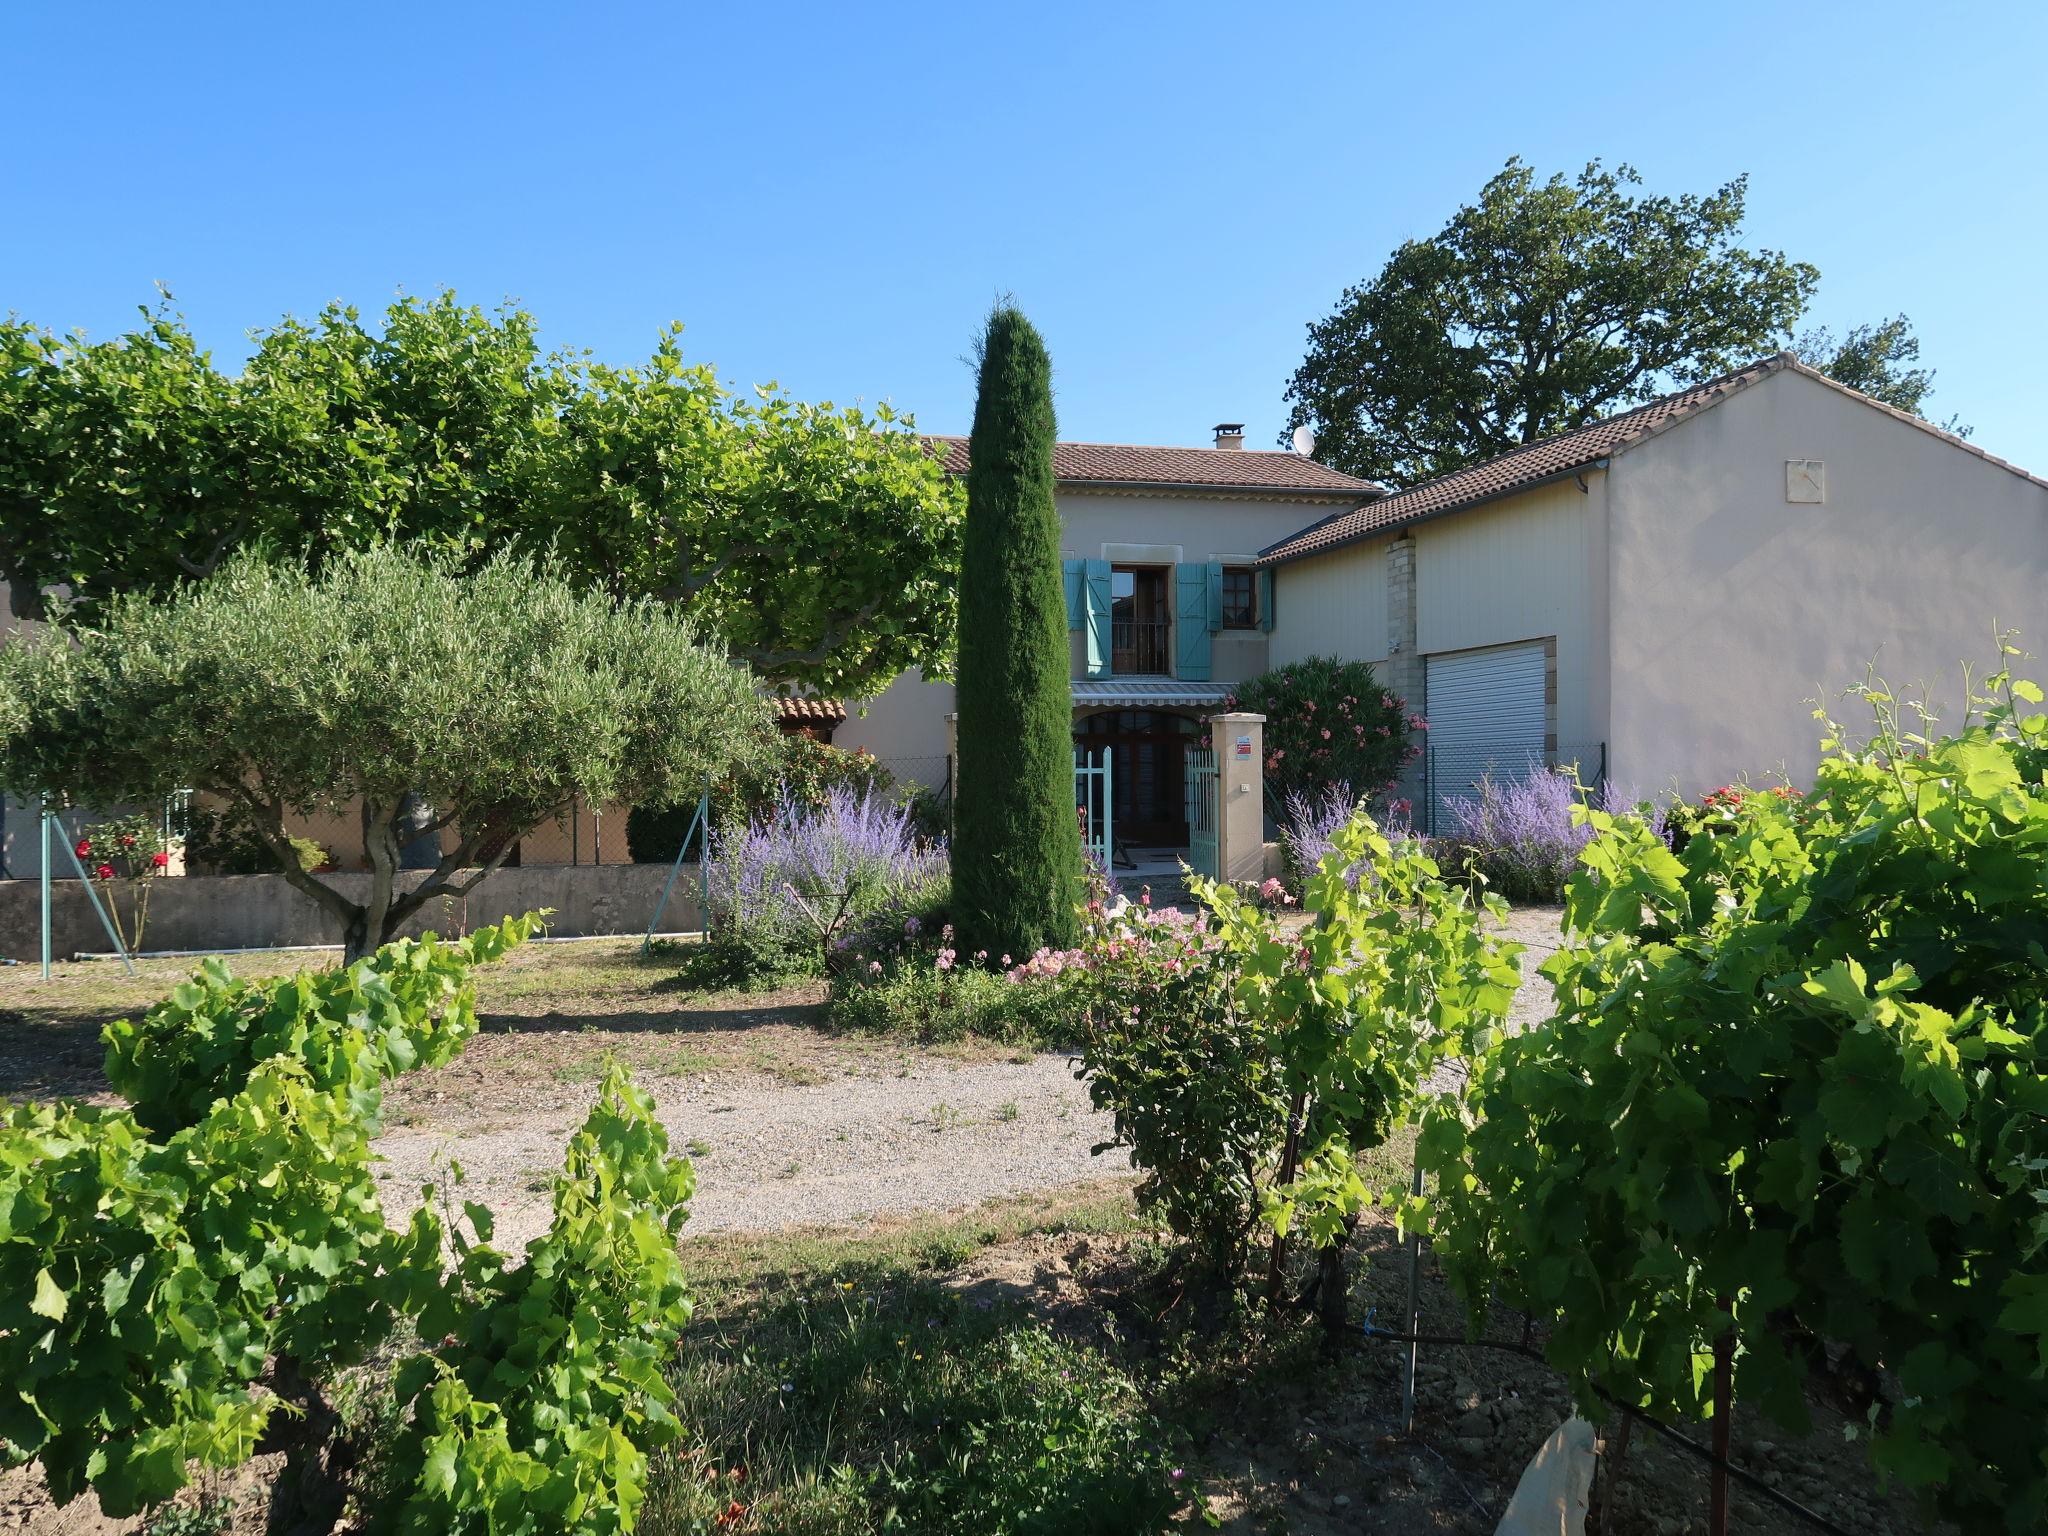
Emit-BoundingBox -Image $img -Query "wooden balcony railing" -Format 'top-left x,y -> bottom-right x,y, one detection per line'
1112,619 -> 1171,675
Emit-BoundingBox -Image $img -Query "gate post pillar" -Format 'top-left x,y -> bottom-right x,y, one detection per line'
1206,711 -> 1267,886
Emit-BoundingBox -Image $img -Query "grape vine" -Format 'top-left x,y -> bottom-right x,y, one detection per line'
1419,664 -> 2048,1529
1,914 -> 700,1534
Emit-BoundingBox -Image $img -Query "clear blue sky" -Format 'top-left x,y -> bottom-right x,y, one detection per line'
6,0 -> 2044,471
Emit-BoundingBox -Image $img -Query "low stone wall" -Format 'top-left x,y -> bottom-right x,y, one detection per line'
0,863 -> 703,960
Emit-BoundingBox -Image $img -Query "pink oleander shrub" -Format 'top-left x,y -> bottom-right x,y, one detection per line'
1229,656 -> 1420,804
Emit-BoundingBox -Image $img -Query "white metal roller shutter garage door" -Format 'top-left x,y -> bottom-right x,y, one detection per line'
1425,642 -> 1547,832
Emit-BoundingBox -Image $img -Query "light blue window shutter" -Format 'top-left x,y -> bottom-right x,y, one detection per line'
1084,559 -> 1112,678
1175,563 -> 1211,681
1257,568 -> 1275,632
1205,560 -> 1224,634
1062,559 -> 1083,631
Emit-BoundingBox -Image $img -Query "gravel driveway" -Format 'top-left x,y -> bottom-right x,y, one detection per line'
374,1050 -> 1126,1250
369,907 -> 1565,1250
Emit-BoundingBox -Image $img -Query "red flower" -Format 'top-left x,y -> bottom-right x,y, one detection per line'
118,833 -> 136,848
74,839 -> 92,858
93,862 -> 115,881
151,851 -> 171,869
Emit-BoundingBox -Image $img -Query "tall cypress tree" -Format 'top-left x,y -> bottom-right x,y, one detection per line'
952,306 -> 1082,959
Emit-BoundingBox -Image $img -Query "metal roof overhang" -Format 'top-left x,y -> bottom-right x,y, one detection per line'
1071,678 -> 1232,709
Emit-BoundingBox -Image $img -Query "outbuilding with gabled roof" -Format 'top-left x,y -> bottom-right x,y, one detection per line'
1258,353 -> 2048,820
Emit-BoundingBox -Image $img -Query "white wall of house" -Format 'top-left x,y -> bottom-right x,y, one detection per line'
1605,367 -> 2048,797
832,665 -> 957,779
835,487 -> 1362,765
1413,474 -> 1609,754
1269,534 -> 1391,669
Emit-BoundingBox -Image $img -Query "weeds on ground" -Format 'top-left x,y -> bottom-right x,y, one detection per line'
644,1190 -> 1182,1535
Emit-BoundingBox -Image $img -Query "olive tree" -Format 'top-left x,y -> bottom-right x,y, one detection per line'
0,293 -> 961,696
0,546 -> 774,958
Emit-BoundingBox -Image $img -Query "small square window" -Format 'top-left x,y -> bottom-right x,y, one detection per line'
1220,567 -> 1257,629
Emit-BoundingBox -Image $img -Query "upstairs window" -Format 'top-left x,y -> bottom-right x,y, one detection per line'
1220,566 -> 1258,629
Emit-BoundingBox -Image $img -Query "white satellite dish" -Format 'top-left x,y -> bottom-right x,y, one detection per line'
1291,424 -> 1316,457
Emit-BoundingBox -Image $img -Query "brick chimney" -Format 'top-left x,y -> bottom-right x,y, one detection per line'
1212,422 -> 1245,450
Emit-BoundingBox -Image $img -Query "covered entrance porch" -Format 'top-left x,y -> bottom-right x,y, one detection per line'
1070,678 -> 1231,881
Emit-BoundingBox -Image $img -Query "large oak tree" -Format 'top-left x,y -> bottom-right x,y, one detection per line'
1282,160 -> 1955,486
0,293 -> 961,696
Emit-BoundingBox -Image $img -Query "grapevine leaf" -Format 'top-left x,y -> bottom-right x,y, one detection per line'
1998,1275 -> 2048,1370
1819,1030 -> 1907,1150
30,1267 -> 67,1321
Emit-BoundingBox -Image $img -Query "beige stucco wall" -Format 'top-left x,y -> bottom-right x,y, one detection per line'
1413,474 -> 1608,751
1606,367 -> 2048,797
1269,536 -> 1392,669
835,487 -> 1360,764
1265,476 -> 1607,751
831,665 -> 958,781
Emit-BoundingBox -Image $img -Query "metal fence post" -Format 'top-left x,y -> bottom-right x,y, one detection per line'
1400,1155 -> 1424,1433
55,814 -> 137,975
40,808 -> 51,981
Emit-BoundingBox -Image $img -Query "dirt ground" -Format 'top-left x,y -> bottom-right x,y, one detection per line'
943,1214 -> 1936,1536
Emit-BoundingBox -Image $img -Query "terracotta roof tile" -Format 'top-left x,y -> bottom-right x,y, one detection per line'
928,435 -> 1380,498
1257,357 -> 1788,564
1257,352 -> 2048,565
774,695 -> 847,723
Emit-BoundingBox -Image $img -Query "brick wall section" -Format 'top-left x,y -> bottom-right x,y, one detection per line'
1381,534 -> 1427,811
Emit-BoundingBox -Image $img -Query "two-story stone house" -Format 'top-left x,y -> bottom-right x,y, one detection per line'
831,427 -> 1380,849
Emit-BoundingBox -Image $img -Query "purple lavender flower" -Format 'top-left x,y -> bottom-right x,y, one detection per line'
1441,763 -> 1645,902
706,783 -> 947,949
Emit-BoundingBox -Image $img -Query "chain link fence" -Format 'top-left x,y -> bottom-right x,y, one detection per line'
1422,741 -> 1607,837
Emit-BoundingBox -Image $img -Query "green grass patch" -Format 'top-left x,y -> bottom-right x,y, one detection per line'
647,1185 -> 1180,1535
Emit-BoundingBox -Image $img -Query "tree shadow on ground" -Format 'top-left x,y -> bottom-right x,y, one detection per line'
0,1004 -> 119,1103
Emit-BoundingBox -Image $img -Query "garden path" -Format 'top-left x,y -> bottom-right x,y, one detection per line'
373,1048 -> 1128,1251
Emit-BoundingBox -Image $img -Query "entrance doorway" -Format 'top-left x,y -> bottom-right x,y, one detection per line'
1074,709 -> 1202,846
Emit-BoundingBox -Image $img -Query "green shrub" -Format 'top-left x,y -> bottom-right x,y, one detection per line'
184,802 -> 329,875
672,927 -> 818,993
1076,823 -> 1517,1313
1065,904 -> 1274,1275
1420,662 -> 2048,1530
1230,655 -> 1415,803
828,963 -> 1073,1046
625,799 -> 706,865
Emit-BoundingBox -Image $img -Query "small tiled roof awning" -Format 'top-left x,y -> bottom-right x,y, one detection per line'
774,695 -> 848,723
1072,679 -> 1232,709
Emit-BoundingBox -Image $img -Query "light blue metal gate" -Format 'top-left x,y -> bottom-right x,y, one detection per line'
1074,746 -> 1113,869
1183,746 -> 1218,880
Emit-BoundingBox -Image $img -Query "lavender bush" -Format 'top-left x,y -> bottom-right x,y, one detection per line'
1439,765 -> 1642,904
1279,780 -> 1418,888
699,784 -> 947,980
